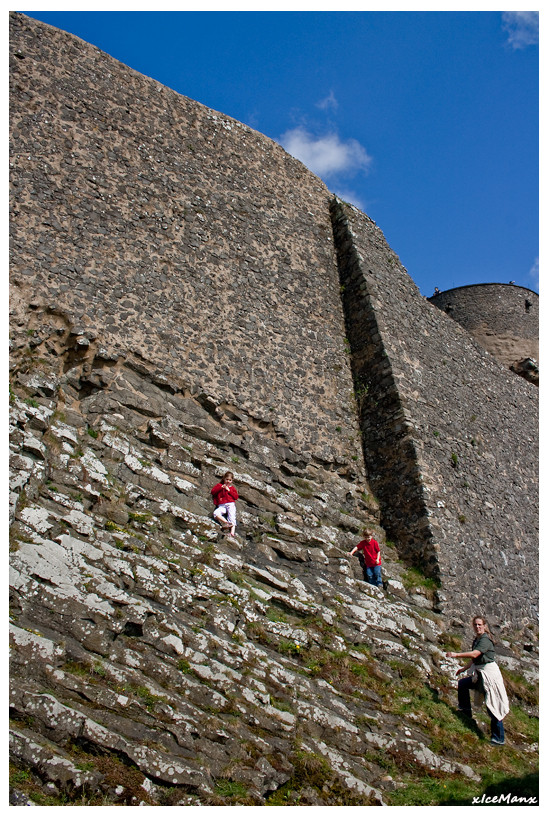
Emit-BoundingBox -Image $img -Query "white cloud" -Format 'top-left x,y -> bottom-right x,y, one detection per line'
316,90 -> 338,112
529,257 -> 539,287
278,126 -> 371,178
502,11 -> 539,49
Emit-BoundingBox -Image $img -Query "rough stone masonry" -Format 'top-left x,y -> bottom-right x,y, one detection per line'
331,201 -> 538,621
9,12 -> 538,805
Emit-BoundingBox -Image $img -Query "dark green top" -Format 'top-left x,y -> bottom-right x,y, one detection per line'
472,633 -> 495,665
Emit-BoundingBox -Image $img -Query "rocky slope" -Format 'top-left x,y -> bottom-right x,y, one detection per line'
9,340 -> 538,805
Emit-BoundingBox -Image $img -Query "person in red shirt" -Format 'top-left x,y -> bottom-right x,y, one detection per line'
347,529 -> 382,587
211,471 -> 239,536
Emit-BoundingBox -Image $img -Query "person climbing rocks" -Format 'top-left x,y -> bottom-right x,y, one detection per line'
211,471 -> 238,537
446,615 -> 509,745
347,528 -> 383,587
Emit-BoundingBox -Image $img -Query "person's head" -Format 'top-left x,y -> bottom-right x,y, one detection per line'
222,471 -> 234,484
363,528 -> 373,539
472,615 -> 494,641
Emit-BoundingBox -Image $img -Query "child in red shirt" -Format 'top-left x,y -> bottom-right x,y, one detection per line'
211,471 -> 239,536
348,529 -> 382,587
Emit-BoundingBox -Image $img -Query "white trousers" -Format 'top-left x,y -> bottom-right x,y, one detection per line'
213,502 -> 237,528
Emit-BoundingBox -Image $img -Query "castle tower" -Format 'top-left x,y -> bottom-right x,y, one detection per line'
429,284 -> 538,381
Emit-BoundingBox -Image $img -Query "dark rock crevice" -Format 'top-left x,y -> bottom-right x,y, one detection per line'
330,198 -> 438,577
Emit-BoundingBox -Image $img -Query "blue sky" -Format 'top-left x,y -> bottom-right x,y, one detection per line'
19,8 -> 539,296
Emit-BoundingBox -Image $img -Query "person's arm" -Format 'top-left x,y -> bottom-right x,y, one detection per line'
447,650 -> 482,659
446,649 -> 481,676
229,486 -> 238,501
455,659 -> 473,675
211,483 -> 222,497
347,545 -> 359,557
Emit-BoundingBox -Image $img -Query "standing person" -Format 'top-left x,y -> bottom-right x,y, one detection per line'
211,471 -> 238,537
347,529 -> 382,587
446,616 -> 509,745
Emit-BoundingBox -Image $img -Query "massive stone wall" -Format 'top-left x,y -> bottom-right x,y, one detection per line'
9,11 -> 361,470
331,201 -> 538,622
429,284 -> 539,369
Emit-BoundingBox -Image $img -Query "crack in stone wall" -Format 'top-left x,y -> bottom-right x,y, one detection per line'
330,198 -> 438,579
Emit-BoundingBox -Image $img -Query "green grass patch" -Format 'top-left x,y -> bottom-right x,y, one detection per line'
388,775 -> 481,806
388,768 -> 538,806
501,667 -> 538,706
401,565 -> 440,593
270,696 -> 294,712
227,570 -> 246,586
105,520 -> 126,533
126,684 -> 168,712
128,511 -> 153,524
293,478 -> 315,499
197,543 -> 216,565
266,606 -> 291,624
277,639 -> 302,657
265,748 -> 378,806
388,659 -> 421,681
438,632 -> 463,652
506,705 -> 539,744
63,660 -> 105,679
214,779 -> 249,799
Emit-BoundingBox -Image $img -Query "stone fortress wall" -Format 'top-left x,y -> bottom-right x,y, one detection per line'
10,11 -> 538,624
429,284 -> 539,370
9,11 -> 362,472
331,203 -> 538,621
